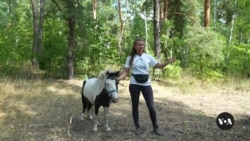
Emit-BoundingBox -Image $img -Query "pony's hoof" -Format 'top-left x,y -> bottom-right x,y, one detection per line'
88,116 -> 93,120
96,121 -> 100,125
105,127 -> 111,132
79,117 -> 84,121
93,127 -> 98,132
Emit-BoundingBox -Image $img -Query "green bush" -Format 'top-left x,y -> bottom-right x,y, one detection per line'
162,60 -> 182,80
184,27 -> 226,82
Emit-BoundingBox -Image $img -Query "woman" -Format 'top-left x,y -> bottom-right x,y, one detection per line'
118,37 -> 175,136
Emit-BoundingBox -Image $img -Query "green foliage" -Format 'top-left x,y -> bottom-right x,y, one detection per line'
1,0 -> 250,81
168,0 -> 201,38
160,20 -> 188,68
41,18 -> 68,78
162,60 -> 182,80
130,13 -> 145,37
0,0 -> 32,76
203,69 -> 224,82
74,3 -> 123,77
184,27 -> 226,82
226,44 -> 250,76
217,0 -> 235,25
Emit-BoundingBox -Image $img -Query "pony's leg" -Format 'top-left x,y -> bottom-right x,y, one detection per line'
79,95 -> 86,121
85,109 -> 90,119
85,105 -> 90,119
85,107 -> 93,120
79,113 -> 84,121
93,105 -> 99,131
104,107 -> 111,131
88,104 -> 93,120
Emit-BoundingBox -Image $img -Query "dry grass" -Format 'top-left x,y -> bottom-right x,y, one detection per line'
0,76 -> 250,141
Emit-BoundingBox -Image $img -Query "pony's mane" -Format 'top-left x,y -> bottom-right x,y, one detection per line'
98,69 -> 114,79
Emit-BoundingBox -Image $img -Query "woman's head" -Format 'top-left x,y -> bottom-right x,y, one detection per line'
129,37 -> 145,66
131,38 -> 145,55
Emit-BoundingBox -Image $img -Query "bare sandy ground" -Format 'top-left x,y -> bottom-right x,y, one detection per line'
67,79 -> 250,141
1,78 -> 249,141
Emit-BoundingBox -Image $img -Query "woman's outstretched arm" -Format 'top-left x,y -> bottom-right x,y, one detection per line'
154,58 -> 176,69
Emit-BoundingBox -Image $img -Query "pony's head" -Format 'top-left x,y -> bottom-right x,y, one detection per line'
99,69 -> 120,103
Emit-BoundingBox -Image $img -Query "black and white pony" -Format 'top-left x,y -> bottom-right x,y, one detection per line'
79,69 -> 119,131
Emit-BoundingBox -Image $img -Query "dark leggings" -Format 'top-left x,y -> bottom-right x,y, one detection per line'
129,84 -> 158,129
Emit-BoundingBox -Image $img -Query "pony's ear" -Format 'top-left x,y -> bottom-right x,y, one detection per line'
106,71 -> 110,77
115,71 -> 120,76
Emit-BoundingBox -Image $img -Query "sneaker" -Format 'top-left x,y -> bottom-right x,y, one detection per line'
134,127 -> 142,135
153,128 -> 164,136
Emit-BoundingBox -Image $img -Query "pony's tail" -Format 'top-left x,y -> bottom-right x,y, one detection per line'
81,80 -> 86,95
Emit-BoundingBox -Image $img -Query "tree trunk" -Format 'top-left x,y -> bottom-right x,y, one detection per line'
93,0 -> 97,20
30,0 -> 45,66
204,0 -> 210,27
117,0 -> 124,54
152,0 -> 161,80
30,0 -> 39,65
66,18 -> 75,80
38,0 -> 45,52
246,34 -> 250,76
153,0 -> 161,59
144,9 -> 148,51
226,0 -> 237,65
161,0 -> 168,20
213,0 -> 217,30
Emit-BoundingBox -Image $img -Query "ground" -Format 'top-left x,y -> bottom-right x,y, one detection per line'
0,78 -> 249,141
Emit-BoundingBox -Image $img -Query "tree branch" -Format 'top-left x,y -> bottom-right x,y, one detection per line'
170,12 -> 201,27
51,0 -> 61,11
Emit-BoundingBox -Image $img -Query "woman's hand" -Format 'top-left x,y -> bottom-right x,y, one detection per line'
117,68 -> 130,81
154,58 -> 176,69
168,58 -> 176,64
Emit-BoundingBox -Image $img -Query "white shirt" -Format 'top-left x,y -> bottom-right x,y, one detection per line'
124,53 -> 157,86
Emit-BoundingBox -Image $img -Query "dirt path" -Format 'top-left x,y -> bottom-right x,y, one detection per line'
1,78 -> 249,141
68,79 -> 250,141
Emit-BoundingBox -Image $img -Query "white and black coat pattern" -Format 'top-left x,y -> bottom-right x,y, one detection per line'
79,70 -> 119,131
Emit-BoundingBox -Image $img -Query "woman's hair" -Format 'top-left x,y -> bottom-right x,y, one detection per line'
129,37 -> 145,67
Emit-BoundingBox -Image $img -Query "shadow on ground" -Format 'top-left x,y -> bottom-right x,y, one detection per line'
69,98 -> 250,141
0,79 -> 249,141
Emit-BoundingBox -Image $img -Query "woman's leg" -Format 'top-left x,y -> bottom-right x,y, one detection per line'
141,85 -> 164,136
141,86 -> 158,129
129,84 -> 141,128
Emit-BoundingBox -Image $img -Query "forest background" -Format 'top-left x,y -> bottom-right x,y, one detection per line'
1,0 -> 250,140
0,0 -> 250,81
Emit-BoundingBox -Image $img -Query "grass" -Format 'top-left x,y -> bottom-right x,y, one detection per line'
0,74 -> 250,141
0,78 -> 78,140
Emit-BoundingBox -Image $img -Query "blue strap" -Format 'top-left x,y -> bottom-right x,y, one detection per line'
107,90 -> 117,94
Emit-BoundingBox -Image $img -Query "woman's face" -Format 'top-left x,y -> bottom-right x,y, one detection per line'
134,40 -> 145,55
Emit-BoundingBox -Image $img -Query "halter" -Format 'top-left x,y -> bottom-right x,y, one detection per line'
104,77 -> 118,96
106,89 -> 117,95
